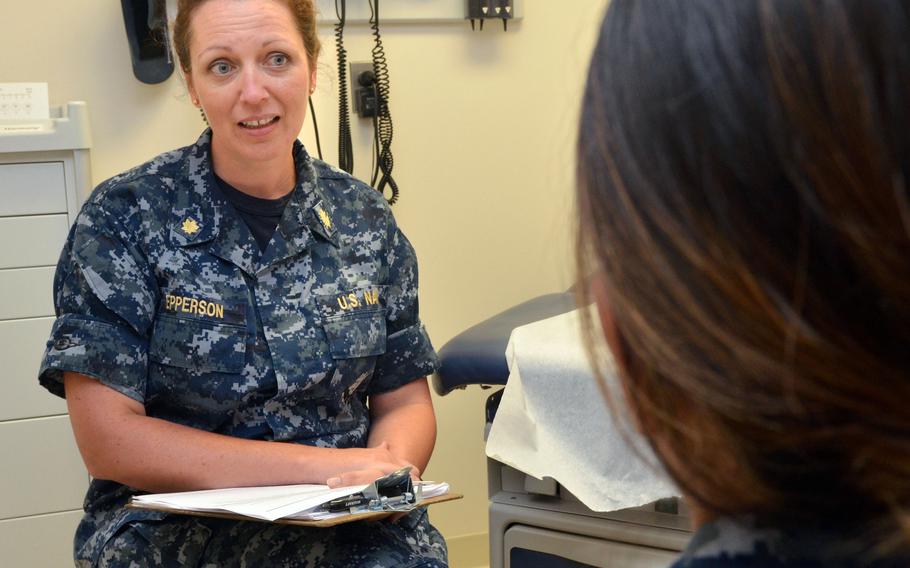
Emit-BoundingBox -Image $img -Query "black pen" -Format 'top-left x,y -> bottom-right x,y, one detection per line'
324,493 -> 369,513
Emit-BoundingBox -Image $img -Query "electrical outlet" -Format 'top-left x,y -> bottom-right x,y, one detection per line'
349,62 -> 377,118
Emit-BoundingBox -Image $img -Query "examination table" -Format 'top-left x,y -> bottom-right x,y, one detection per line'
434,293 -> 692,568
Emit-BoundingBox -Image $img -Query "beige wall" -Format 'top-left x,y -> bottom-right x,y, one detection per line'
0,0 -> 606,554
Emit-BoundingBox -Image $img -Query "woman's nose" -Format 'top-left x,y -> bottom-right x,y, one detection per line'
239,69 -> 269,104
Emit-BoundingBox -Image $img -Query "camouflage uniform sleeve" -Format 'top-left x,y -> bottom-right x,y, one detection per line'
38,199 -> 158,403
367,217 -> 438,395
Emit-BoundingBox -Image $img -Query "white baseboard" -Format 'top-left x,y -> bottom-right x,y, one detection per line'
447,532 -> 489,568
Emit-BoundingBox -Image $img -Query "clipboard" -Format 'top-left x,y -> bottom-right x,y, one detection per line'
126,469 -> 460,528
127,493 -> 463,527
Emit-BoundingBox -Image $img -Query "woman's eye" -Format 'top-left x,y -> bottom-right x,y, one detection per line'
268,53 -> 289,66
211,61 -> 232,75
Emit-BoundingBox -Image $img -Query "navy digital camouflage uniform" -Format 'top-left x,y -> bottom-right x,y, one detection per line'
38,130 -> 447,567
671,516 -> 910,568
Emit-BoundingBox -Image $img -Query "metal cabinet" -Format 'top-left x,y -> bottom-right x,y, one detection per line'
0,102 -> 92,564
488,456 -> 692,568
504,525 -> 681,568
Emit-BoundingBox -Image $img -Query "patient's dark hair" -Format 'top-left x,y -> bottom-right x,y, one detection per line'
577,0 -> 910,548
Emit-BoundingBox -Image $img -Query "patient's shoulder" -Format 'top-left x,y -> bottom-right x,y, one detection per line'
670,517 -> 885,568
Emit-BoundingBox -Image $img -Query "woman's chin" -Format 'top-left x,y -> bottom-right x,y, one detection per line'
215,131 -> 294,164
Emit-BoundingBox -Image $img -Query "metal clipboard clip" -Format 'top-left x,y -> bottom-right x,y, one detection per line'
324,466 -> 422,514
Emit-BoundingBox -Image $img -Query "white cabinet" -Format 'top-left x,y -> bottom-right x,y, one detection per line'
0,266 -> 57,319
0,317 -> 64,421
0,162 -> 68,215
0,417 -> 89,519
0,102 -> 92,564
0,511 -> 84,567
0,214 -> 70,269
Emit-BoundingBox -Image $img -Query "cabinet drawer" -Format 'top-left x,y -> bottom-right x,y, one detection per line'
0,215 -> 68,269
0,266 -> 55,320
0,162 -> 67,216
0,510 -> 82,566
505,525 -> 680,568
0,317 -> 66,421
0,416 -> 88,520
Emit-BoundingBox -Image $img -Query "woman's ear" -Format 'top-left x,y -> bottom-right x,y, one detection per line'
185,73 -> 199,105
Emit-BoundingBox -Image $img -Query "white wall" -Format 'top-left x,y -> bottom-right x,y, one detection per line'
1,0 -> 607,559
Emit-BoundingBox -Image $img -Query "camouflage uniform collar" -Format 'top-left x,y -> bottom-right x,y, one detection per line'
283,139 -> 338,248
258,141 -> 340,270
170,129 -> 221,249
170,130 -> 340,276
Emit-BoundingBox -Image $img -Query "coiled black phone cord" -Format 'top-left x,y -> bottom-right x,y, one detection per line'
369,0 -> 399,204
335,0 -> 354,174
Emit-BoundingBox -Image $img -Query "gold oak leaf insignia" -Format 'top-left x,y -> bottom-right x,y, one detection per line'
181,218 -> 200,235
317,207 -> 332,231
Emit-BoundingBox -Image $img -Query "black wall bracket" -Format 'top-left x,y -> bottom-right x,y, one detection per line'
467,0 -> 514,31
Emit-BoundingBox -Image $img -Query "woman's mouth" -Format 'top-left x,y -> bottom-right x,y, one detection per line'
239,116 -> 279,129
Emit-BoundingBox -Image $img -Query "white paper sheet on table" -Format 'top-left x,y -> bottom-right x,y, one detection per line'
485,307 -> 677,512
131,481 -> 450,522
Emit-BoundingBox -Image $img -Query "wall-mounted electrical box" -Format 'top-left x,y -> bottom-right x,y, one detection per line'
315,0 -> 522,25
349,62 -> 377,118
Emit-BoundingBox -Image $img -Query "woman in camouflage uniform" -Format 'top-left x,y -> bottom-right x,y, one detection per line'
39,0 -> 447,566
578,0 -> 910,566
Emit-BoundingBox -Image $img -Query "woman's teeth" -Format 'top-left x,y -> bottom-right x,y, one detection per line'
240,117 -> 279,128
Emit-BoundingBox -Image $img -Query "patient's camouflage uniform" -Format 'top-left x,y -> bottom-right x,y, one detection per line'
671,516 -> 910,567
38,130 -> 447,567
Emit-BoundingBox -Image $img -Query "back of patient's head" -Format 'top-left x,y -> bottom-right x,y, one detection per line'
577,0 -> 910,549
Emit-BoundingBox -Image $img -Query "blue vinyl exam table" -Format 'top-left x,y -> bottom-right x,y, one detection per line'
434,292 -> 692,568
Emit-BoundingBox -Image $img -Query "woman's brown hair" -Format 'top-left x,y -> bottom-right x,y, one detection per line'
172,0 -> 321,72
577,0 -> 910,549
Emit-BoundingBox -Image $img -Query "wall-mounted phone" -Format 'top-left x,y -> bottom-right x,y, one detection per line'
120,0 -> 174,84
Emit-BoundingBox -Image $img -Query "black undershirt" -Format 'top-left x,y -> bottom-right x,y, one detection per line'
213,173 -> 293,252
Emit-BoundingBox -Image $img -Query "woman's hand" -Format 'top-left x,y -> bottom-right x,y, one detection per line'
326,443 -> 421,523
325,441 -> 417,487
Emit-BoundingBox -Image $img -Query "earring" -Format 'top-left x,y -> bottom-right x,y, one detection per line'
199,107 -> 209,126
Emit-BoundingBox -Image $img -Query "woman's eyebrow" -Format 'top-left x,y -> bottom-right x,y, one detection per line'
198,44 -> 232,59
261,38 -> 293,48
198,38 -> 290,59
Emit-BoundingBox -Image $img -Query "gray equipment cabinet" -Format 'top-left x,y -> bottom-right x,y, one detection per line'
0,102 -> 93,565
488,451 -> 692,568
